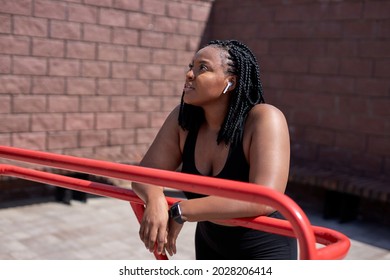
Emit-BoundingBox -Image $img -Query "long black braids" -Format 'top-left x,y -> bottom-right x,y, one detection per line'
179,39 -> 265,145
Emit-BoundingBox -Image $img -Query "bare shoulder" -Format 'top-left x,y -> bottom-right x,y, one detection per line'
246,103 -> 288,129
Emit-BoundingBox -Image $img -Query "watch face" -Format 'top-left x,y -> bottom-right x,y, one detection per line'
170,203 -> 184,224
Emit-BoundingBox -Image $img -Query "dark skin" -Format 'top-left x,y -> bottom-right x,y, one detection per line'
132,45 -> 290,256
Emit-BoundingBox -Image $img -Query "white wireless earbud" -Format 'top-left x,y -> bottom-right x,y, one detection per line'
222,81 -> 233,94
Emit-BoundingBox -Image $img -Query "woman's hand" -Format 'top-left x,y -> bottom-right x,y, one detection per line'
138,196 -> 169,255
165,218 -> 184,256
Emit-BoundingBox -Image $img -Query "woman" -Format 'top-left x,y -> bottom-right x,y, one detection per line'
132,40 -> 297,259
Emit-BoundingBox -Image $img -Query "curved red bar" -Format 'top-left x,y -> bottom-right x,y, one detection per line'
0,145 -> 350,259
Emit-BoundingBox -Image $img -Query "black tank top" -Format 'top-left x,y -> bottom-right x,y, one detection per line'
181,126 -> 249,199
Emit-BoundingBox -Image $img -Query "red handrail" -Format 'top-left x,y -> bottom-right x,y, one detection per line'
0,145 -> 350,260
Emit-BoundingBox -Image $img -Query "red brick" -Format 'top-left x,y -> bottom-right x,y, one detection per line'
32,77 -> 65,94
50,20 -> 81,40
320,113 -> 350,130
142,0 -> 166,16
140,31 -> 165,48
48,96 -> 79,112
335,132 -> 366,152
99,8 -> 126,27
326,41 -> 358,57
0,75 -> 31,94
13,95 -> 46,113
98,79 -> 124,95
98,44 -> 125,61
355,78 -> 389,97
351,116 -> 385,135
371,99 -> 390,116
138,64 -> 162,80
110,96 -> 136,111
127,12 -> 153,29
126,80 -> 150,96
82,61 -> 110,78
163,65 -> 186,81
374,60 -> 390,78
0,95 -> 11,113
164,34 -> 187,50
47,131 -> 78,149
32,38 -> 65,57
291,109 -> 319,126
13,132 -> 46,150
359,41 -> 390,58
314,22 -> 343,39
162,96 -> 180,111
0,114 -> 30,132
136,127 -> 158,144
31,113 -> 64,132
325,2 -> 363,20
322,76 -> 355,95
113,0 -> 141,11
80,130 -> 108,147
151,81 -> 176,96
167,2 -> 189,19
306,128 -> 335,146
68,4 -> 98,23
13,56 -> 47,75
0,55 -> 11,74
364,1 -> 390,19
13,16 -> 47,37
0,0 -> 32,15
112,62 -> 137,79
62,147 -> 94,158
81,96 -> 110,112
94,145 -> 123,161
150,111 -> 169,128
67,77 -> 96,95
96,113 -> 123,129
137,96 -> 161,112
84,0 -> 112,8
281,56 -> 308,73
83,24 -> 111,43
110,129 -> 135,145
309,57 -> 339,75
66,41 -> 96,60
65,113 -> 94,130
368,136 -> 390,156
152,49 -> 175,65
34,0 -> 66,20
190,3 -> 211,21
343,21 -> 376,39
49,58 -> 80,76
178,19 -> 202,36
112,28 -> 139,45
124,112 -> 149,128
339,96 -> 369,115
154,17 -> 178,33
0,134 -> 11,146
126,46 -> 151,63
0,14 -> 11,33
0,35 -> 30,55
340,58 -> 373,77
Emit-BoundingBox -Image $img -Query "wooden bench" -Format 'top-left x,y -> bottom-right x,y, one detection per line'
288,164 -> 390,223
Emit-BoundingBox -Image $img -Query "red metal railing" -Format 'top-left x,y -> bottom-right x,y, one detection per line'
0,145 -> 350,260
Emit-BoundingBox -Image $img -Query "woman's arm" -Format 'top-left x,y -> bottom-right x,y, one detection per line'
131,106 -> 183,255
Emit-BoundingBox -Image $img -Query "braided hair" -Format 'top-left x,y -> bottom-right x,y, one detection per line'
179,39 -> 265,145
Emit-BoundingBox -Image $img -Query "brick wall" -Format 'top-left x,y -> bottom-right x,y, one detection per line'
1,0 -> 389,182
207,0 -> 390,180
0,0 -> 213,165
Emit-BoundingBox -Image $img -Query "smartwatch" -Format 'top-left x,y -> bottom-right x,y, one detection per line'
169,202 -> 186,224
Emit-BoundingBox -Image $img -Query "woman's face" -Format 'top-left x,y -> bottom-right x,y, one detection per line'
183,45 -> 232,107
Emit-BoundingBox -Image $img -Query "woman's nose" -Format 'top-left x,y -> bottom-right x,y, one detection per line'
186,68 -> 194,80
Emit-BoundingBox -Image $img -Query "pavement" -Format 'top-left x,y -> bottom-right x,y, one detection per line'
0,195 -> 389,260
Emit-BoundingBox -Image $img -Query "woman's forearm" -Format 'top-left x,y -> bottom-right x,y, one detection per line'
131,182 -> 165,204
179,196 -> 274,222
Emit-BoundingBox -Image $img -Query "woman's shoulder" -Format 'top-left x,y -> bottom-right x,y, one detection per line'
247,103 -> 287,124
